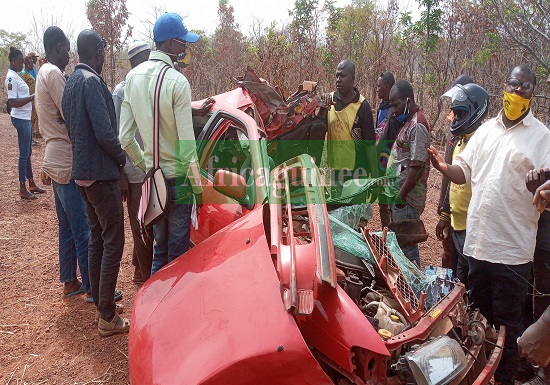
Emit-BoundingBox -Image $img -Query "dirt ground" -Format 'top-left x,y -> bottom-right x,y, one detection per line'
0,113 -> 443,384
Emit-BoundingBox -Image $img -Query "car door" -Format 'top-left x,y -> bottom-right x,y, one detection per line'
191,110 -> 258,245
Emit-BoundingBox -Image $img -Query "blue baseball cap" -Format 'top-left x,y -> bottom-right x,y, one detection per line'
153,13 -> 200,43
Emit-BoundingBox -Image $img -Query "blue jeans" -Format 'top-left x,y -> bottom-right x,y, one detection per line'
53,180 -> 91,293
151,185 -> 193,275
11,117 -> 33,182
78,181 -> 125,322
391,203 -> 421,267
468,258 -> 531,385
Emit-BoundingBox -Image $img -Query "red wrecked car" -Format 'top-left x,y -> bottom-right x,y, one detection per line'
128,69 -> 504,385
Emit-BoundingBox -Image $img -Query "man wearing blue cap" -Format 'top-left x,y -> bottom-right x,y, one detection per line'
119,13 -> 202,275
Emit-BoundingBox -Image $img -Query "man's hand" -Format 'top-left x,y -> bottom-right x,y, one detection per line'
533,180 -> 550,213
119,171 -> 129,203
321,93 -> 334,107
56,111 -> 65,125
192,97 -> 215,116
518,313 -> 550,367
41,170 -> 52,186
436,219 -> 451,241
427,145 -> 446,172
526,168 -> 547,194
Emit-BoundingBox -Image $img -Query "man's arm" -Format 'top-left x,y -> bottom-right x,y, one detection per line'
398,122 -> 431,204
173,78 -> 202,195
428,146 -> 466,184
359,100 -> 378,178
119,81 -> 145,172
533,180 -> 550,213
398,164 -> 423,205
518,305 -> 550,367
85,78 -> 125,167
47,68 -> 67,121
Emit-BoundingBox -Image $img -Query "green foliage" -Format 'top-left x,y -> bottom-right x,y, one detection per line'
0,29 -> 27,49
86,0 -> 132,88
414,0 -> 443,51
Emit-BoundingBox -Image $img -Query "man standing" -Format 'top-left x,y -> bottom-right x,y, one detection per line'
429,65 -> 550,385
436,81 -> 489,287
375,71 -> 397,228
384,80 -> 431,267
324,60 -> 377,195
62,29 -> 129,336
25,51 -> 41,140
36,26 -> 90,299
436,75 -> 474,272
112,40 -> 153,283
25,52 -> 39,79
20,56 -> 41,145
120,13 -> 203,275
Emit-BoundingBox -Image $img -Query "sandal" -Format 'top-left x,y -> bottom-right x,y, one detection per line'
95,303 -> 124,324
98,312 -> 130,337
20,191 -> 37,200
29,186 -> 46,194
64,280 -> 84,297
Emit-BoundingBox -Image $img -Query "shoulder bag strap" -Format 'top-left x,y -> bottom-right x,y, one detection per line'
153,65 -> 171,169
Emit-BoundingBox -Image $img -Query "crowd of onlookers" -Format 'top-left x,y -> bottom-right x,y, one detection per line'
4,9 -> 549,384
329,62 -> 550,385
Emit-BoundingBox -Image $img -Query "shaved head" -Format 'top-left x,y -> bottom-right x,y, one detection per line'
77,29 -> 102,61
337,60 -> 356,80
508,65 -> 537,86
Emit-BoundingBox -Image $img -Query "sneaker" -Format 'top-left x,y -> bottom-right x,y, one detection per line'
97,312 -> 130,337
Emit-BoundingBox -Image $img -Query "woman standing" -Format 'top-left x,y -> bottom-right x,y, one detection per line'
5,47 -> 44,199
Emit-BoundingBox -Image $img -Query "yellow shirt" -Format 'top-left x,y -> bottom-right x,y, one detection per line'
327,92 -> 365,170
449,134 -> 473,230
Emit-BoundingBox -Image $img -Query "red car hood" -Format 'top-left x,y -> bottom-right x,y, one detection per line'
129,207 -> 333,385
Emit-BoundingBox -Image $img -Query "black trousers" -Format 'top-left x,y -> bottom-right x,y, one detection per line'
78,180 -> 125,322
468,258 -> 532,385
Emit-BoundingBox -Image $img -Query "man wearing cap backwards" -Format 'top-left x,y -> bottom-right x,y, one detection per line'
120,13 -> 203,275
429,65 -> 550,385
112,40 -> 153,284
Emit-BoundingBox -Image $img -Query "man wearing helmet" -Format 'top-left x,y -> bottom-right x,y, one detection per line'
429,65 -> 550,385
436,80 -> 489,287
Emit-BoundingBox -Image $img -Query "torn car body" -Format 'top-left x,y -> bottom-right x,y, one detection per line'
128,71 -> 504,385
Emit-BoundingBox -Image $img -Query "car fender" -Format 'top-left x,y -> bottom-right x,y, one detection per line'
129,207 -> 333,385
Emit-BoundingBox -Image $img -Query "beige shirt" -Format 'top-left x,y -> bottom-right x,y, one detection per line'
454,110 -> 550,265
35,62 -> 72,184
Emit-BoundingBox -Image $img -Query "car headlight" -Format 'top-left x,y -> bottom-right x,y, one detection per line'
405,336 -> 467,385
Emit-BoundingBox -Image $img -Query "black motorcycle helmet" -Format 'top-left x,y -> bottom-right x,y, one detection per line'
443,83 -> 489,137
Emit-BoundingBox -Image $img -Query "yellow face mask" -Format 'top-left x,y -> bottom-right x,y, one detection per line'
503,89 -> 531,121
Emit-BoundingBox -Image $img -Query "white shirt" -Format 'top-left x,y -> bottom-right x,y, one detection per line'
5,69 -> 32,120
454,110 -> 550,265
